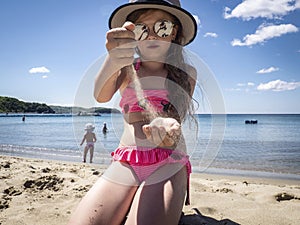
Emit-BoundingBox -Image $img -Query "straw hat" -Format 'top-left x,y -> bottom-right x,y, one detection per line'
109,0 -> 197,46
84,123 -> 95,131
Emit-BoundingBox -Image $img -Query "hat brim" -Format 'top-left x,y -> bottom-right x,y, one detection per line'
85,127 -> 95,131
109,2 -> 197,46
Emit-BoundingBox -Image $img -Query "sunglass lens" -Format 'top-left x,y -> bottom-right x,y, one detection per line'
154,20 -> 173,38
133,24 -> 148,41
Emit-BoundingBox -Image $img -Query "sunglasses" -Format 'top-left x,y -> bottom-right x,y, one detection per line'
133,20 -> 175,41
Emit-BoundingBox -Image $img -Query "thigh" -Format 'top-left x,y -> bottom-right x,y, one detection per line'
89,147 -> 94,154
125,164 -> 187,225
68,161 -> 139,225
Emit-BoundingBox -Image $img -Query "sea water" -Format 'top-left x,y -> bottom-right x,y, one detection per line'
0,113 -> 299,179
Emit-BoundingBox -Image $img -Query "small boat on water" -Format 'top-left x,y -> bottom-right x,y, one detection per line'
77,112 -> 101,116
245,120 -> 258,124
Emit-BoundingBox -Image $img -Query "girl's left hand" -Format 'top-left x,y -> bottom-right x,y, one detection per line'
142,117 -> 181,147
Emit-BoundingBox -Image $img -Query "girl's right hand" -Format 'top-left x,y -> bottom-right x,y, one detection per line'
106,22 -> 137,69
142,117 -> 182,148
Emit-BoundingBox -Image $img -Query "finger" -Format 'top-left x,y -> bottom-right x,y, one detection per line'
142,125 -> 152,139
169,125 -> 181,136
107,27 -> 135,40
158,131 -> 174,147
114,40 -> 137,49
162,134 -> 175,147
106,38 -> 136,51
122,21 -> 135,31
109,48 -> 135,59
106,36 -> 136,52
151,127 -> 163,146
158,127 -> 167,141
167,120 -> 181,135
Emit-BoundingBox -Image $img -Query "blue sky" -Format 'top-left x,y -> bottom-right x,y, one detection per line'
0,0 -> 299,113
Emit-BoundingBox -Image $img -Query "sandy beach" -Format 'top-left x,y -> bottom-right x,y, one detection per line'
0,155 -> 299,225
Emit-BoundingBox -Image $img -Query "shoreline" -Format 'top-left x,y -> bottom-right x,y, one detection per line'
2,154 -> 300,183
1,155 -> 300,225
2,148 -> 300,181
194,166 -> 300,182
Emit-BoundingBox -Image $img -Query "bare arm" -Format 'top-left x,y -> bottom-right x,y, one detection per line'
94,22 -> 137,102
80,135 -> 86,146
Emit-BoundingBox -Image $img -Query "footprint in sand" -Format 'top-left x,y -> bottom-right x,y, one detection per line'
0,161 -> 11,169
0,186 -> 22,211
0,199 -> 10,210
275,193 -> 300,202
23,175 -> 64,192
3,186 -> 22,196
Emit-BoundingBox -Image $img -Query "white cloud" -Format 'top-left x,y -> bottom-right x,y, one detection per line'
257,66 -> 279,74
257,79 -> 300,91
224,0 -> 300,20
193,15 -> 201,26
229,82 -> 256,92
226,87 -> 242,91
226,82 -> 255,92
204,32 -> 218,38
29,66 -> 50,74
237,82 -> 255,87
231,23 -> 298,46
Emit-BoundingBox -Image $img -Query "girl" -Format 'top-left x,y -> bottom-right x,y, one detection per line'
68,0 -> 197,224
80,123 -> 97,163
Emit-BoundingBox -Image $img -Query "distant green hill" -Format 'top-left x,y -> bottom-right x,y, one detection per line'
0,96 -> 54,114
0,96 -> 120,114
50,105 -> 120,114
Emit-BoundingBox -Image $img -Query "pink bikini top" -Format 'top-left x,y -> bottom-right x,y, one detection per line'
120,87 -> 170,113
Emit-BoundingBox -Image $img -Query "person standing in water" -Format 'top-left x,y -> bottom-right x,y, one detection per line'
102,122 -> 108,134
80,123 -> 97,163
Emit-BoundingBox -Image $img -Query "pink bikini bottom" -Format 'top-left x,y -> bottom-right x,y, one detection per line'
86,142 -> 94,148
111,146 -> 192,205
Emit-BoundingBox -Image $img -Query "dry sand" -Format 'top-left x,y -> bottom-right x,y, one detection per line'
1,155 -> 299,225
